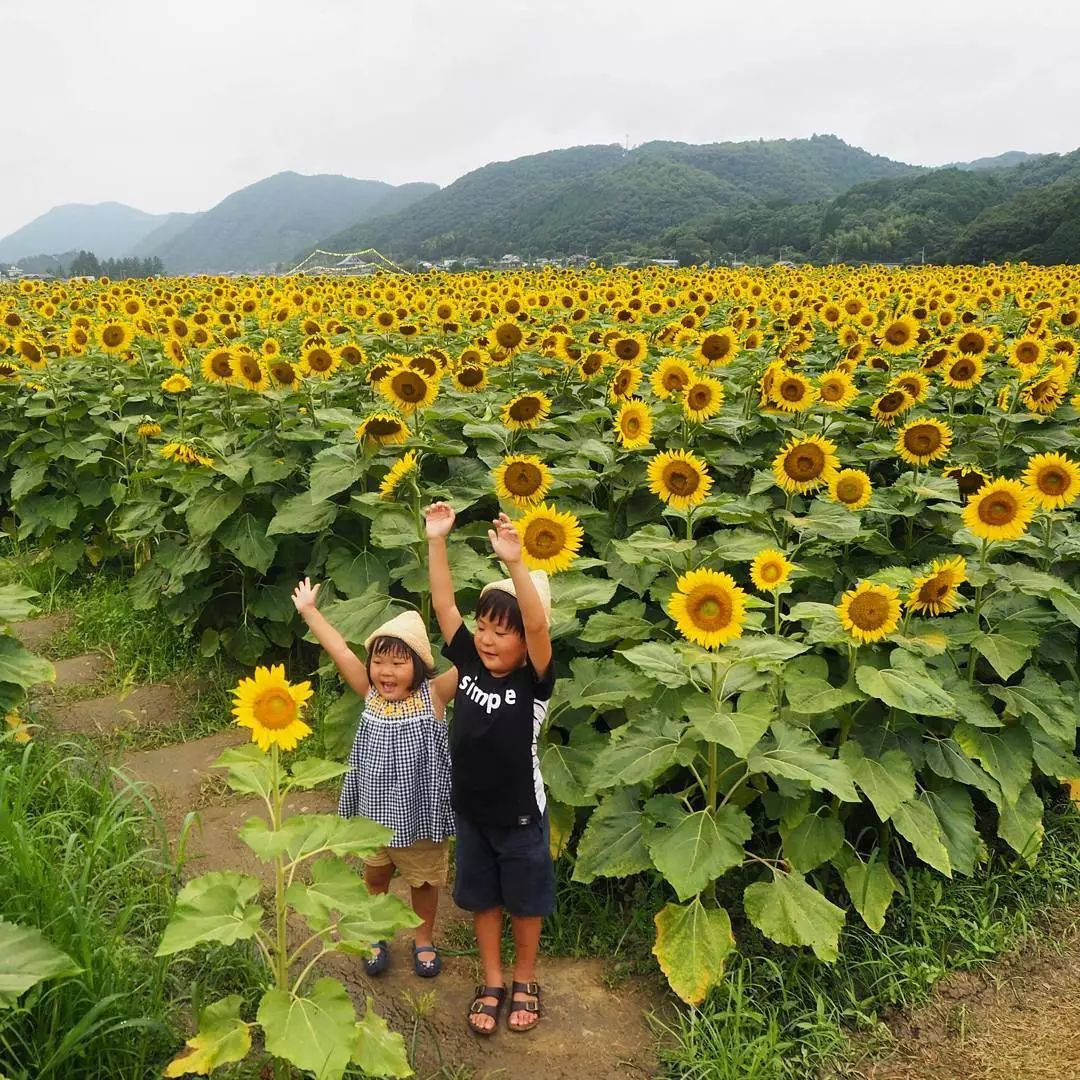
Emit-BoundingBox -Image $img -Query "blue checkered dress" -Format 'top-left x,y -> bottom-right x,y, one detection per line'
338,680 -> 455,847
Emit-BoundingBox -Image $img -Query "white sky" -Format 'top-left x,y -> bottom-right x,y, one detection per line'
2,0 -> 1078,238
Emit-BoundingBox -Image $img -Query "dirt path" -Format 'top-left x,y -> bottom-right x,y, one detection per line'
850,911 -> 1080,1080
14,612 -> 662,1079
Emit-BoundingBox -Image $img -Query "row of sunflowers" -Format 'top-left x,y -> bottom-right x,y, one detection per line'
1,263 -> 1079,1001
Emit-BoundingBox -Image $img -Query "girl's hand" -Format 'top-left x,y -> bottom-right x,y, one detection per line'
292,577 -> 321,615
488,512 -> 522,564
425,501 -> 456,539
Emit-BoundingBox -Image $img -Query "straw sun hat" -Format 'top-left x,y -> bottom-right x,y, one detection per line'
480,570 -> 552,624
363,610 -> 434,669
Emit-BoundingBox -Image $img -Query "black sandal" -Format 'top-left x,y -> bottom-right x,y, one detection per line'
507,980 -> 541,1033
467,984 -> 506,1037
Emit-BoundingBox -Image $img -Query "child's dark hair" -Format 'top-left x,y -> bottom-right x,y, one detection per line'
475,588 -> 525,637
366,636 -> 434,691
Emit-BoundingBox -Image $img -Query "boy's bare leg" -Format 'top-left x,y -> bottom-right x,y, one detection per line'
509,914 -> 542,1031
470,907 -> 505,1033
410,883 -> 439,950
364,863 -> 395,960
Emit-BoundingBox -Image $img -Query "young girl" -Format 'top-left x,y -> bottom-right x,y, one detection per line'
425,504 -> 556,1036
291,578 -> 458,977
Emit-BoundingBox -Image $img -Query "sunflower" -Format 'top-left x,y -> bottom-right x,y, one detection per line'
896,417 -> 952,466
838,581 -> 901,644
772,435 -> 840,495
817,369 -> 857,409
829,468 -> 873,511
870,388 -> 914,425
492,320 -> 525,353
453,364 -> 488,393
379,450 -> 419,501
647,449 -> 713,511
695,328 -> 739,366
137,422 -> 162,439
236,351 -> 269,392
879,315 -> 919,354
907,555 -> 967,616
1020,372 -> 1067,414
339,343 -> 366,367
668,568 -> 746,648
771,370 -> 817,412
1023,452 -> 1080,510
750,549 -> 793,592
963,477 -> 1035,542
98,321 -> 134,354
501,391 -> 552,430
682,375 -> 725,422
202,347 -> 237,384
299,342 -> 341,380
379,367 -> 438,414
944,464 -> 990,499
516,503 -> 583,573
355,412 -> 408,447
14,337 -> 45,369
954,328 -> 992,358
261,337 -> 282,358
265,359 -> 300,390
494,454 -> 553,507
891,371 -> 930,403
1008,336 -> 1044,370
4,709 -> 32,745
231,664 -> 314,752
579,351 -> 607,379
943,354 -> 985,389
372,309 -> 398,333
651,357 -> 694,399
616,399 -> 653,449
609,333 -> 648,365
163,337 -> 186,366
609,365 -> 643,402
161,442 -> 214,467
161,373 -> 192,394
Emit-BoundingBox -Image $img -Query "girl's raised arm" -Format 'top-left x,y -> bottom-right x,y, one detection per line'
291,578 -> 370,697
426,501 -> 463,645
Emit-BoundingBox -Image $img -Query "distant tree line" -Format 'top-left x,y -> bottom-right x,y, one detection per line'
68,250 -> 164,279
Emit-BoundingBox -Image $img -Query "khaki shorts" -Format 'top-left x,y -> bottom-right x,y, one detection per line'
365,839 -> 449,887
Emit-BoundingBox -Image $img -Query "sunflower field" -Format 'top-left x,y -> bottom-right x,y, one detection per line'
2,264 -> 1080,1005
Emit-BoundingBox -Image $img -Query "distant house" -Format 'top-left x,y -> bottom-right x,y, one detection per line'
564,254 -> 589,268
498,254 -> 523,269
649,258 -> 680,268
461,257 -> 481,269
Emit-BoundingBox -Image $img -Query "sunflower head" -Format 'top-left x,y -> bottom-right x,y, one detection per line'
896,418 -> 952,466
494,455 -> 553,508
668,568 -> 746,649
750,549 -> 793,593
772,435 -> 840,495
1023,452 -> 1080,511
828,468 -> 873,511
515,503 -> 583,573
962,477 -> 1036,542
355,411 -> 408,447
380,366 -> 438,414
378,450 -> 419,501
616,399 -> 654,450
771,370 -> 816,412
647,449 -> 713,511
907,556 -> 966,616
817,370 -> 857,409
683,375 -> 725,423
870,388 -> 914,426
501,391 -> 552,431
695,328 -> 739,366
651,357 -> 694,399
231,664 -> 314,752
838,581 -> 901,644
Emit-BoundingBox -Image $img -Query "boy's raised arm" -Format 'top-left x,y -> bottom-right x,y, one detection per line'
291,578 -> 370,698
426,502 -> 464,645
490,514 -> 553,677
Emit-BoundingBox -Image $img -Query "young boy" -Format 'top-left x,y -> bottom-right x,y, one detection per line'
425,501 -> 555,1036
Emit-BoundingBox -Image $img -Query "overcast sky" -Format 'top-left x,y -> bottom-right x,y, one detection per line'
3,0 -> 1079,238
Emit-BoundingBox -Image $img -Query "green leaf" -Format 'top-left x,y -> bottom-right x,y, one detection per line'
257,978 -> 357,1080
558,657 -> 657,712
334,892 -> 426,954
186,484 -> 244,538
288,758 -> 349,790
612,525 -> 695,564
996,782 -> 1044,864
971,632 -> 1034,680
779,811 -> 844,873
953,722 -> 1032,805
266,492 -> 339,537
572,788 -> 653,884
579,600 -> 655,644
1049,588 -> 1080,628
748,722 -> 859,802
309,446 -> 364,502
838,742 -> 915,822
351,998 -> 413,1078
647,806 -> 752,901
588,717 -> 689,791
213,744 -> 273,799
652,898 -> 735,1005
541,726 -> 602,807
785,675 -> 864,715
941,676 -> 1002,728
840,854 -> 897,933
0,584 -> 40,624
618,642 -> 691,688
990,668 -> 1078,745
0,920 -> 81,1007
321,686 -> 363,760
241,815 -> 391,864
0,635 -> 55,691
217,513 -> 278,574
685,693 -> 773,758
315,589 -> 405,647
325,547 -> 390,599
164,994 -> 251,1077
10,462 -> 47,502
922,781 -> 981,877
889,799 -> 952,876
724,635 -> 809,665
743,871 -> 846,962
156,872 -> 263,956
855,665 -> 956,718
549,573 -> 619,613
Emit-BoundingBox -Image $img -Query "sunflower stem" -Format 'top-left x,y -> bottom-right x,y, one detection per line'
706,665 -> 720,812
1040,513 -> 1055,571
966,539 -> 990,684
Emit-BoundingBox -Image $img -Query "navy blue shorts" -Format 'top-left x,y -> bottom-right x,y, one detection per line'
453,809 -> 556,918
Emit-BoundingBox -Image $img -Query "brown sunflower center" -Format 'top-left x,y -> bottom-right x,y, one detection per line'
458,366 -> 484,387
614,339 -> 642,362
904,424 -> 942,455
918,575 -> 952,603
759,562 -> 782,583
885,322 -> 912,345
253,688 -> 297,730
582,353 -> 604,374
820,378 -> 844,401
506,463 -> 543,496
524,519 -> 565,558
366,417 -> 402,438
1035,466 -> 1068,494
392,371 -> 425,400
687,385 -> 712,410
102,326 -> 125,347
847,590 -> 891,631
663,368 -> 690,392
978,492 -> 1018,526
307,348 -> 334,372
779,378 -> 805,402
240,357 -> 262,382
700,334 -> 733,361
1016,342 -> 1039,364
211,353 -> 234,378
835,475 -> 866,503
271,362 -> 297,385
661,462 -> 701,496
687,587 -> 733,630
622,411 -> 643,436
784,443 -> 826,482
877,391 -> 907,414
956,332 -> 986,355
496,324 -> 523,349
340,346 -> 363,365
509,396 -> 541,421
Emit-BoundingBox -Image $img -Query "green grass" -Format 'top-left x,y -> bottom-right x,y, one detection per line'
0,737 -> 264,1079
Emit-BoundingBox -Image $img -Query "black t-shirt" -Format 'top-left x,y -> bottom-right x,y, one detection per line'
442,623 -> 556,828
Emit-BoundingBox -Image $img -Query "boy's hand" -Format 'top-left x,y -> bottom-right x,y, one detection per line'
425,501 -> 456,539
291,577 -> 321,615
488,512 -> 522,564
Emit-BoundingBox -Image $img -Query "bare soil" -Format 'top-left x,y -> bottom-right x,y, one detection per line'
9,611 -> 72,652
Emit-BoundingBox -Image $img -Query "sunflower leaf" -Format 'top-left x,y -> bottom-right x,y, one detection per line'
652,899 -> 735,1005
744,871 -> 845,962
